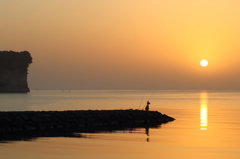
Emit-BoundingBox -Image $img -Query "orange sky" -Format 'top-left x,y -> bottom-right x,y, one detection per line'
1,0 -> 240,90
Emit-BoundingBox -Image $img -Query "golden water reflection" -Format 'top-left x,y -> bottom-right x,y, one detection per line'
200,92 -> 208,130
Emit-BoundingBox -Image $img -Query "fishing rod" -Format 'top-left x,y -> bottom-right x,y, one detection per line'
139,90 -> 156,110
138,90 -> 147,109
147,89 -> 156,101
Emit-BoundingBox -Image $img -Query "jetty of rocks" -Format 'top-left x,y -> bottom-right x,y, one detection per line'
0,109 -> 175,132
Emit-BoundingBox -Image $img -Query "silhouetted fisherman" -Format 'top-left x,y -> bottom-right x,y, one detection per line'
145,101 -> 150,111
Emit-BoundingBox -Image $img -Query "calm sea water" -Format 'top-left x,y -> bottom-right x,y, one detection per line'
0,90 -> 240,159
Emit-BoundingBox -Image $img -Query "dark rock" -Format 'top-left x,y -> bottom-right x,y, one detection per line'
0,51 -> 32,93
0,110 -> 175,132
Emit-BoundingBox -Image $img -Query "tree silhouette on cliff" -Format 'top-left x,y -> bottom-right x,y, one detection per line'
0,51 -> 32,71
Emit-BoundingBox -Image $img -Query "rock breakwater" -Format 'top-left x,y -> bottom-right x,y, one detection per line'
0,110 -> 175,132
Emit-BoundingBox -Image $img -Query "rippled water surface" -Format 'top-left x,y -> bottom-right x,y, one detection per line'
0,90 -> 240,159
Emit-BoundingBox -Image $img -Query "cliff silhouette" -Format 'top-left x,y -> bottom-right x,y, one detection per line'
0,51 -> 32,92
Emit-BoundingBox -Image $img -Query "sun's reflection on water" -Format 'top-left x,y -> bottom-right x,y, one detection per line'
200,92 -> 208,130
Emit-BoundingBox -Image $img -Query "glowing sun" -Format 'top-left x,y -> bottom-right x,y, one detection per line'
200,60 -> 208,67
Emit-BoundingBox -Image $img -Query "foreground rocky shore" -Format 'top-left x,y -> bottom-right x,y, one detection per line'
0,109 -> 175,132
